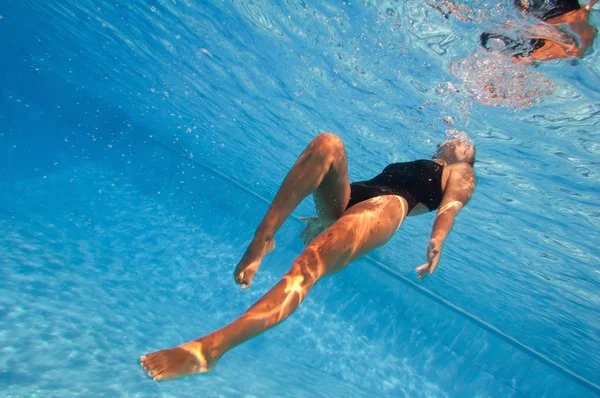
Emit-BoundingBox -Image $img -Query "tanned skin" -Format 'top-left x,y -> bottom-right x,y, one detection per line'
139,133 -> 476,381
522,0 -> 598,62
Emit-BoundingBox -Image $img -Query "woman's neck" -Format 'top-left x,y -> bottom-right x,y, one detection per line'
433,158 -> 447,167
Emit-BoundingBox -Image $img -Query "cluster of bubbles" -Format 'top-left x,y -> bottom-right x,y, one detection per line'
424,0 -> 508,23
444,127 -> 474,146
450,50 -> 556,108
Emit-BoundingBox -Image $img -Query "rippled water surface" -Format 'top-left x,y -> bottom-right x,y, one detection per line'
1,0 -> 599,396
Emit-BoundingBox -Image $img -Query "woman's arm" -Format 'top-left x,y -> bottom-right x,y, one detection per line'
415,163 -> 476,280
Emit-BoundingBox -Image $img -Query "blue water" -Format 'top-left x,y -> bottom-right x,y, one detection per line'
1,0 -> 599,396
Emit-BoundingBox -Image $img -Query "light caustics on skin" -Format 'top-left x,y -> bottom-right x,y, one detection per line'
139,268 -> 321,381
139,343 -> 210,381
278,274 -> 312,320
437,200 -> 462,216
139,195 -> 407,381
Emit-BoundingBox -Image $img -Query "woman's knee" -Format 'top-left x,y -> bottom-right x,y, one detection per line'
310,133 -> 345,157
290,247 -> 322,286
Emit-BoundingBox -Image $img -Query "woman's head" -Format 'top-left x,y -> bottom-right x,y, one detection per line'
433,139 -> 476,166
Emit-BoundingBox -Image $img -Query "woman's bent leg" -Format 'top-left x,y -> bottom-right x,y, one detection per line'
234,133 -> 350,289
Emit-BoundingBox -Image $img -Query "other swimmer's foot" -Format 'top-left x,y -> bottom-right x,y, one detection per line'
139,341 -> 219,381
233,234 -> 275,289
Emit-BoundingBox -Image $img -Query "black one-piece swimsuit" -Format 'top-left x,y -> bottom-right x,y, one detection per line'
346,159 -> 444,213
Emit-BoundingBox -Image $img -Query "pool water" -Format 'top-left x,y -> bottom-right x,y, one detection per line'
1,0 -> 599,397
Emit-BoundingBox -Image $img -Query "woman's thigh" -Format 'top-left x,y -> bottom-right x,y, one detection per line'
307,195 -> 408,277
312,138 -> 351,224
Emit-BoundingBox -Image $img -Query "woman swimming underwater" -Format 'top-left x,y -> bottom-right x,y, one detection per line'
139,133 -> 476,381
481,0 -> 598,62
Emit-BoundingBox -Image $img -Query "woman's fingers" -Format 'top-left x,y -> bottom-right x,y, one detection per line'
415,263 -> 430,273
416,262 -> 434,280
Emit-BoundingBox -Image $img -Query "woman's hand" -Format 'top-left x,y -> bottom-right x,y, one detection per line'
415,238 -> 442,280
299,216 -> 326,246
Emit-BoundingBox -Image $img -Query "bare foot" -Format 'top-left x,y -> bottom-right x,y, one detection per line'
233,235 -> 275,289
139,341 -> 219,381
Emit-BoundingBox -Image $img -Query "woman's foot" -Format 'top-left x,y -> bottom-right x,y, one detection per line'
233,234 -> 275,289
139,340 -> 219,381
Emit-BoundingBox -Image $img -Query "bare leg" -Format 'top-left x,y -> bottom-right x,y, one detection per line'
234,133 -> 350,289
140,195 -> 408,381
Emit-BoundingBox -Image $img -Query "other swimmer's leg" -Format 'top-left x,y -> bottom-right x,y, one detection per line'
233,133 -> 350,289
141,195 -> 406,381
